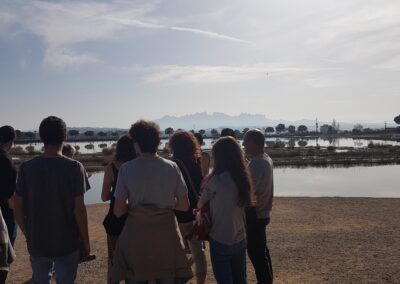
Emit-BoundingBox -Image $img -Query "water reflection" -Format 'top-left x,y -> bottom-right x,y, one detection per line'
13,138 -> 400,154
84,165 -> 400,204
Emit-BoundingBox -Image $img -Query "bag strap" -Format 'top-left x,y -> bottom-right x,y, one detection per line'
173,158 -> 199,203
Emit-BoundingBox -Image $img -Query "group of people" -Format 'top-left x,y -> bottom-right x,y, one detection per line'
0,116 -> 274,284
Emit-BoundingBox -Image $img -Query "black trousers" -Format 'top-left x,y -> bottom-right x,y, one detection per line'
246,207 -> 273,284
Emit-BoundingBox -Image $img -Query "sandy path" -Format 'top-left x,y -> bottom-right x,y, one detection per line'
7,197 -> 400,283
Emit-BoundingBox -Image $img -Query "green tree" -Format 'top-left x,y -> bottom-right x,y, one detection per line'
98,131 -> 107,138
68,129 -> 79,140
288,125 -> 296,134
211,129 -> 219,137
165,127 -> 174,136
198,129 -> 206,136
24,132 -> 35,138
234,129 -> 242,138
297,125 -> 308,133
265,127 -> 275,134
84,130 -> 95,140
275,124 -> 285,133
15,130 -> 22,138
352,124 -> 363,133
394,115 -> 400,124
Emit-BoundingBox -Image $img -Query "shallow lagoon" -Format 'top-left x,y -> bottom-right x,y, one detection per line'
84,165 -> 400,205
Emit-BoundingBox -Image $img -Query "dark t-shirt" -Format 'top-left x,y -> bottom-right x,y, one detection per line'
0,149 -> 17,220
16,156 -> 86,257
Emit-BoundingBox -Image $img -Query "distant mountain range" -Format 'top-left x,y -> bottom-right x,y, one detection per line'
60,113 -> 393,132
154,112 -> 390,131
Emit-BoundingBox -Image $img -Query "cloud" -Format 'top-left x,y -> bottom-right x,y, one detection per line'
137,64 -> 325,85
44,47 -> 100,68
305,1 -> 400,60
0,11 -> 16,23
375,55 -> 400,72
305,77 -> 340,88
170,26 -> 251,44
1,1 -> 250,68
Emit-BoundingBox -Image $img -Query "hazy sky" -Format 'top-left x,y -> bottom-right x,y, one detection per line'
1,0 -> 399,130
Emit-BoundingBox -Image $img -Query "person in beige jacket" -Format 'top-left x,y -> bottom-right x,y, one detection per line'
111,120 -> 192,284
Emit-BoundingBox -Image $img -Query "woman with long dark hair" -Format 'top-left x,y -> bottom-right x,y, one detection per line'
101,135 -> 136,283
169,131 -> 207,284
198,136 -> 251,284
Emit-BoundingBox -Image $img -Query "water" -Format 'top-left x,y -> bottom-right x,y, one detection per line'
14,138 -> 400,154
84,165 -> 400,205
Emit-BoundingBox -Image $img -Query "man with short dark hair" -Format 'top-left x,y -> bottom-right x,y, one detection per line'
111,120 -> 192,283
14,116 -> 90,284
220,128 -> 236,138
243,129 -> 274,284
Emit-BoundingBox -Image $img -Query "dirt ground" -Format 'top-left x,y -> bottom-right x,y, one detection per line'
7,197 -> 400,283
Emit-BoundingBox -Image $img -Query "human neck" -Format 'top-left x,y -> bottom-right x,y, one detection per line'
42,145 -> 63,157
249,149 -> 264,158
141,152 -> 157,157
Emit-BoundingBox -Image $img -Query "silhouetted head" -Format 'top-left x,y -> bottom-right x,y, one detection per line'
0,125 -> 16,152
115,134 -> 136,162
62,144 -> 76,158
212,136 -> 251,207
129,120 -> 160,154
243,128 -> 265,156
169,131 -> 200,163
221,128 -> 236,138
39,116 -> 67,146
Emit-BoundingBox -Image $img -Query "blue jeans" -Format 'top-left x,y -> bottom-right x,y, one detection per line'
30,250 -> 80,284
209,239 -> 247,284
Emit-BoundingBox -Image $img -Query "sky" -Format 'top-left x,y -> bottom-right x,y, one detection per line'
0,0 -> 400,130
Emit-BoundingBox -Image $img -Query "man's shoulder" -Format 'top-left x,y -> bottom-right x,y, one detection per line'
23,156 -> 82,170
250,154 -> 272,166
124,156 -> 178,170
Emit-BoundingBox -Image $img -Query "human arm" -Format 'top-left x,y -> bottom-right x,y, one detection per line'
113,165 -> 129,217
197,177 -> 215,209
74,195 -> 90,257
0,158 -> 17,202
101,164 -> 114,202
14,163 -> 27,236
114,199 -> 128,218
13,194 -> 26,236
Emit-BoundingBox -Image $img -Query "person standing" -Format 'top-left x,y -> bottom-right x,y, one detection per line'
110,120 -> 192,283
243,129 -> 274,284
198,137 -> 251,284
0,126 -> 17,283
101,135 -> 136,283
14,116 -> 90,284
169,131 -> 207,284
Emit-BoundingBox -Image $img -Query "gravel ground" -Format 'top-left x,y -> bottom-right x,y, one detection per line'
7,197 -> 400,283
